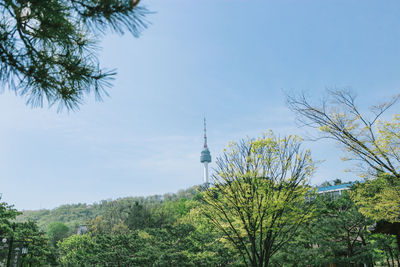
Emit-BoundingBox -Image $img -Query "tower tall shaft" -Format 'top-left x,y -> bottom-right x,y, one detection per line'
203,162 -> 209,184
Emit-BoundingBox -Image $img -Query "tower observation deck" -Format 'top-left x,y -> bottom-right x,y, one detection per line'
200,118 -> 211,184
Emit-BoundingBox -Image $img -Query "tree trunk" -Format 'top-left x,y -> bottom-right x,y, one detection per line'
360,233 -> 374,267
385,252 -> 390,267
396,232 -> 400,252
388,246 -> 394,266
385,253 -> 390,267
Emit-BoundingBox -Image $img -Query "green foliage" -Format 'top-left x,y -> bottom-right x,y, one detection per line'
46,221 -> 69,248
57,189 -> 239,266
7,182 -> 400,266
15,221 -> 56,266
371,234 -> 400,266
17,186 -> 201,232
272,192 -> 375,266
0,200 -> 55,266
17,202 -> 104,231
125,202 -> 154,230
0,200 -> 20,236
0,0 -> 149,110
202,132 -> 316,267
145,223 -> 238,266
58,234 -> 97,266
59,222 -> 239,267
59,231 -> 155,266
352,174 -> 400,223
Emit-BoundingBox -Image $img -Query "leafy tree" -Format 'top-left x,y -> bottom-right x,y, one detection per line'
0,200 -> 20,236
0,0 -> 149,110
110,221 -> 130,235
0,200 -> 54,266
58,234 -> 97,266
87,200 -> 136,235
15,221 -> 56,266
147,224 -> 197,267
272,192 -> 374,266
59,232 -> 152,266
46,221 -> 69,248
352,174 -> 400,224
352,174 -> 400,249
0,201 -> 20,265
372,234 -> 400,266
87,215 -> 111,235
182,206 -> 243,266
201,132 -> 316,267
125,202 -> 154,230
93,233 -> 146,266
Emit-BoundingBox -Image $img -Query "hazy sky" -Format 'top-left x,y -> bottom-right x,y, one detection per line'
1,0 -> 400,210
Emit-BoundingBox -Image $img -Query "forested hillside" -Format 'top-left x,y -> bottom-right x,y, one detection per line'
4,179 -> 400,265
16,186 -> 199,233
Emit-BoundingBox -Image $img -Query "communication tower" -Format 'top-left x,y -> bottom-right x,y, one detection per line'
200,118 -> 212,184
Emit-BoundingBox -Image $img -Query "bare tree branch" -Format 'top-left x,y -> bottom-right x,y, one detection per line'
287,89 -> 400,178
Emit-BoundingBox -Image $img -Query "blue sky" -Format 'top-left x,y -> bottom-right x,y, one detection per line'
1,0 -> 400,210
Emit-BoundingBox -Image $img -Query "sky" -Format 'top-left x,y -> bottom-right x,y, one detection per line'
1,0 -> 400,210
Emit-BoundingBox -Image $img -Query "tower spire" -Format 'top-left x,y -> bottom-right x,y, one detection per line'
203,117 -> 208,148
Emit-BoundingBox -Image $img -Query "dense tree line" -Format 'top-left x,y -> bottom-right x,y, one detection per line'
57,193 -> 240,266
16,187 -> 199,230
272,190 -> 399,266
4,181 -> 398,266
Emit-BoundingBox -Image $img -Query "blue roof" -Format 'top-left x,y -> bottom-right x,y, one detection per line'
317,182 -> 355,193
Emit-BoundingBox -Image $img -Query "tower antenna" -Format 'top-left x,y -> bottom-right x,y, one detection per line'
204,118 -> 208,148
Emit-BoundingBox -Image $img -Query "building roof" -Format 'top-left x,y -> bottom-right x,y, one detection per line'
317,182 -> 355,193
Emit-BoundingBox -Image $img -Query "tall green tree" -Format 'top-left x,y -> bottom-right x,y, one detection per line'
46,221 -> 69,248
352,174 -> 400,249
125,202 -> 154,230
372,234 -> 400,266
0,0 -> 149,110
0,201 -> 20,265
0,200 -> 20,236
272,192 -> 374,266
15,221 -> 56,266
58,234 -> 97,266
352,174 -> 400,224
0,200 -> 54,266
201,132 -> 316,267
